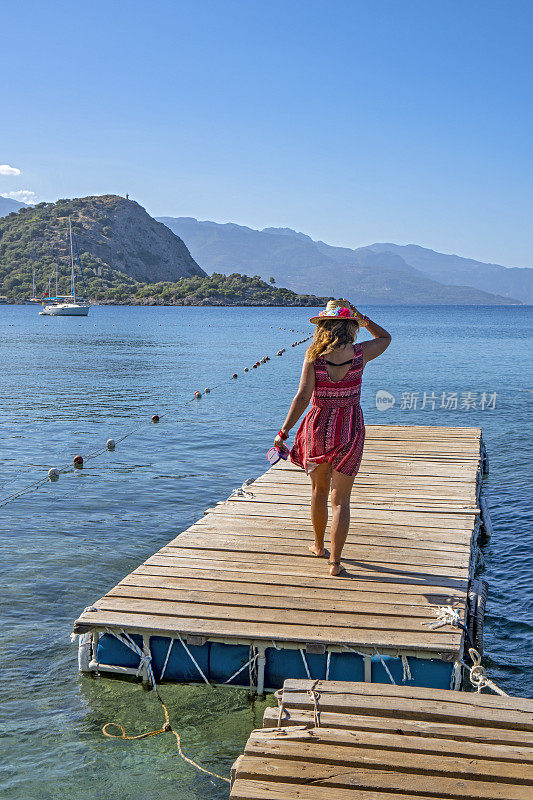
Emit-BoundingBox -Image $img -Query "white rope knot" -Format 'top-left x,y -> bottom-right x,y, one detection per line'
424,605 -> 461,630
275,687 -> 287,728
467,648 -> 508,696
307,680 -> 321,727
228,478 -> 255,500
105,628 -> 158,689
135,650 -> 153,679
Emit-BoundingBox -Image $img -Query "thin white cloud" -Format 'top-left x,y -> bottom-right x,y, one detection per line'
0,164 -> 21,176
1,190 -> 36,204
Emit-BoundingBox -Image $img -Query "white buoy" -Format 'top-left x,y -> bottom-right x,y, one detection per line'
106,439 -> 116,450
48,468 -> 59,481
204,387 -> 210,393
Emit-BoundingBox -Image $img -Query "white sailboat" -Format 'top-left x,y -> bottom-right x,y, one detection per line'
26,269 -> 42,303
40,218 -> 90,316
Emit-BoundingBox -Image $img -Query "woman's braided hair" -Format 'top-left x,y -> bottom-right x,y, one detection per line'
306,299 -> 359,363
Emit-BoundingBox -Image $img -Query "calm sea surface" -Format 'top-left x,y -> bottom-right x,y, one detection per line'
1,304 -> 531,799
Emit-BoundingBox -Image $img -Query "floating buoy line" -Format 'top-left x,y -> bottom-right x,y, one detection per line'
0,330 -> 312,509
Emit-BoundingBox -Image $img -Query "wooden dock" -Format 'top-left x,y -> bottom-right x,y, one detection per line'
231,679 -> 533,800
74,424 -> 489,690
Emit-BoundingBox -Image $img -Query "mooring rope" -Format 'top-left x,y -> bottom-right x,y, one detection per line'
299,648 -> 312,679
461,648 -> 509,696
223,648 -> 258,685
103,692 -> 230,784
273,679 -> 321,728
100,628 -> 229,784
307,679 -> 321,727
373,648 -> 396,685
275,686 -> 286,728
401,654 -> 413,682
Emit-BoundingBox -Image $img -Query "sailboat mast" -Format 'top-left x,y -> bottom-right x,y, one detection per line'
69,217 -> 75,302
55,262 -> 58,298
32,268 -> 36,297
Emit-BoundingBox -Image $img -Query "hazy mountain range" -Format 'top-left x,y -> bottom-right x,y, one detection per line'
159,217 -> 531,305
1,197 -> 530,304
0,196 -> 27,216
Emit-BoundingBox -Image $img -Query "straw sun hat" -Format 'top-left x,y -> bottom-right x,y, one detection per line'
309,299 -> 360,325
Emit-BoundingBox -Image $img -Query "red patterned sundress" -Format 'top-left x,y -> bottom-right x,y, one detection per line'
290,343 -> 365,477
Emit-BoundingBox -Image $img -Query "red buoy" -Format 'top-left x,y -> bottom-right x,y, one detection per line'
73,455 -> 84,469
194,391 -> 201,399
152,414 -> 160,423
232,373 -> 238,379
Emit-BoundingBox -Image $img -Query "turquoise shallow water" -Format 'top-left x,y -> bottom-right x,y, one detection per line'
0,304 -> 531,799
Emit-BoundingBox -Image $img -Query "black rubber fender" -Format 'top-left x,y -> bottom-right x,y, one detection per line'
467,578 -> 489,656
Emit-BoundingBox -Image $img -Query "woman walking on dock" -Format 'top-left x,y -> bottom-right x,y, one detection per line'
275,300 -> 391,575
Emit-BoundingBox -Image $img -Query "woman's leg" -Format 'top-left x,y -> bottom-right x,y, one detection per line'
309,462 -> 331,556
329,469 -> 355,575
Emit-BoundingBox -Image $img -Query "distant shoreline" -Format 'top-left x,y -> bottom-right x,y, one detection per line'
4,300 -> 527,308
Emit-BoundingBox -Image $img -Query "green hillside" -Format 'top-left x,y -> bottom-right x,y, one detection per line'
0,196 -> 328,305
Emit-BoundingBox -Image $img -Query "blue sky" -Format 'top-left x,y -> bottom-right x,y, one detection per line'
1,0 -> 532,266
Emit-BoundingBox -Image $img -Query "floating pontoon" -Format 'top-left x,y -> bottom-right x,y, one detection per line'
73,424 -> 491,693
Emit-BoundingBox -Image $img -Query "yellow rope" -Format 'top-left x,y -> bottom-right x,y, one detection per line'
103,693 -> 230,784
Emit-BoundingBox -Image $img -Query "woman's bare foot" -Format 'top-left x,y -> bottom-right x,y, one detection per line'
308,543 -> 325,557
329,560 -> 343,576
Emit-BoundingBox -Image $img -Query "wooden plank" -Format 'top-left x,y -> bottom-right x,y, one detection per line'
243,732 -> 533,782
248,479 -> 478,496
187,522 -> 473,552
211,501 -> 479,525
116,576 -> 461,616
247,482 -> 478,500
130,566 -> 467,603
230,779 -> 450,800
73,609 -> 459,650
208,503 -> 478,529
91,595 -> 463,637
167,534 -> 471,567
233,755 -> 533,799
261,708 -> 533,747
274,691 -> 533,730
152,547 -> 469,579
194,516 -> 475,546
182,522 -> 474,546
281,680 -> 533,713
144,554 -> 470,591
103,588 -> 457,631
269,462 -> 478,477
248,725 -> 533,762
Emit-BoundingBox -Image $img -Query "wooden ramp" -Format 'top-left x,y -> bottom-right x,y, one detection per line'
231,680 -> 533,800
74,424 -> 488,680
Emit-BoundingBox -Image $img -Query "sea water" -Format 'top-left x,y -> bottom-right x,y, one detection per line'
0,304 -> 531,800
